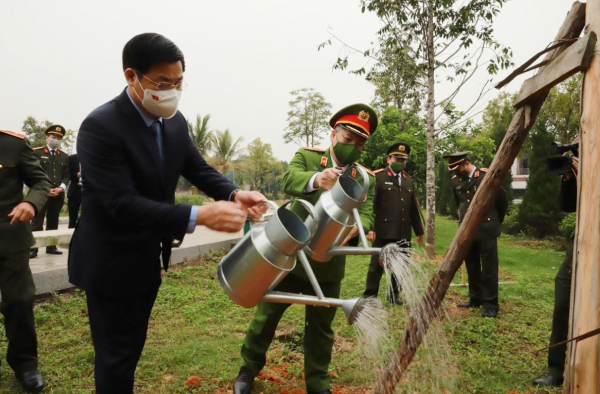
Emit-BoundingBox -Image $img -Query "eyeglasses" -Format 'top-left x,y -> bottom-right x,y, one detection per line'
136,70 -> 188,91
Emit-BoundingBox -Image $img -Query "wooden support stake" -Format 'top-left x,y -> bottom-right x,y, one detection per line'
514,32 -> 597,107
372,3 -> 587,393
567,0 -> 600,392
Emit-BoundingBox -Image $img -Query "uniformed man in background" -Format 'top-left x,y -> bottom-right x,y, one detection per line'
364,142 -> 424,305
443,152 -> 508,318
234,104 -> 377,394
0,128 -> 50,392
30,125 -> 69,258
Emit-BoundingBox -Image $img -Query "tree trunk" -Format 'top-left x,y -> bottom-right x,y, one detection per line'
372,3 -> 586,393
424,1 -> 436,259
567,0 -> 600,391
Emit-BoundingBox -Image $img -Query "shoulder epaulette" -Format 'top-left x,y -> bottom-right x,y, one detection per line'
33,146 -> 45,150
356,163 -> 375,176
451,175 -> 457,179
373,168 -> 385,174
402,171 -> 412,179
480,168 -> 488,172
0,129 -> 26,139
302,146 -> 326,153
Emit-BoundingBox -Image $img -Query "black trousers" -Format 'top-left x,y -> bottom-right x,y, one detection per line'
465,237 -> 499,306
0,249 -> 38,374
547,240 -> 574,379
86,281 -> 160,394
67,190 -> 81,229
364,238 -> 409,297
31,193 -> 65,251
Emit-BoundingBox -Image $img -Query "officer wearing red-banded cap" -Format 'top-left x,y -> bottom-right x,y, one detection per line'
30,125 -> 70,258
235,104 -> 378,394
363,142 -> 424,305
443,151 -> 508,318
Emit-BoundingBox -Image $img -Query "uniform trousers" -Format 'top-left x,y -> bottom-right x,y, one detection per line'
465,238 -> 499,306
0,249 -> 38,373
241,274 -> 340,393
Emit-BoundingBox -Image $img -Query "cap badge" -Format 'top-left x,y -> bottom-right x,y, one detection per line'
56,126 -> 62,132
399,145 -> 405,151
358,110 -> 370,121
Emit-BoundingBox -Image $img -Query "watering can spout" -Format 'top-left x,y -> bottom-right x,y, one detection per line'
342,297 -> 367,325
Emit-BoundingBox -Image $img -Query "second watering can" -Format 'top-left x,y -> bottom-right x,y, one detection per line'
304,165 -> 370,262
217,200 -> 318,308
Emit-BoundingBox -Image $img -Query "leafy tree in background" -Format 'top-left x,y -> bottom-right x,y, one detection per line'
245,138 -> 279,193
284,88 -> 332,147
322,0 -> 513,258
210,129 -> 244,175
187,114 -> 214,156
22,116 -> 76,153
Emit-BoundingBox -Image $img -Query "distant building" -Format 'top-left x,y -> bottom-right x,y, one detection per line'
511,155 -> 529,202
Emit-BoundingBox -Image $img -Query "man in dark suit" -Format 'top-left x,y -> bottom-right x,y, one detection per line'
0,128 -> 50,392
68,33 -> 267,394
67,153 -> 82,228
364,142 -> 424,305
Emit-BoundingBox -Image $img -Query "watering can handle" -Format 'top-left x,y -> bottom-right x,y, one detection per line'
282,199 -> 320,238
342,165 -> 370,201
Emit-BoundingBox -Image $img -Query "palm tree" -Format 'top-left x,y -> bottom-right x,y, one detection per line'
210,129 -> 245,175
187,114 -> 214,156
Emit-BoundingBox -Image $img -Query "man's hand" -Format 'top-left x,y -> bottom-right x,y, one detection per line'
77,171 -> 82,178
314,168 -> 342,191
572,156 -> 579,176
416,234 -> 424,246
366,231 -> 376,242
234,190 -> 269,221
8,202 -> 36,225
196,201 -> 247,232
341,225 -> 359,246
49,187 -> 64,197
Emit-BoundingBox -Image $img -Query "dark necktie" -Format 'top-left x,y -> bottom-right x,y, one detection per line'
51,150 -> 56,157
150,121 -> 164,161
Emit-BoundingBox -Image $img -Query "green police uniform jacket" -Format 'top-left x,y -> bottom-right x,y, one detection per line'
450,167 -> 508,240
0,130 -> 51,256
281,147 -> 375,283
372,167 -> 424,241
32,145 -> 69,189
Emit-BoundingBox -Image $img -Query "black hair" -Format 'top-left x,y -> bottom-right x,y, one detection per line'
122,33 -> 185,74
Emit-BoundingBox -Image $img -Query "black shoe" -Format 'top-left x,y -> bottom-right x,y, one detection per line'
234,367 -> 254,394
386,294 -> 404,306
16,370 -> 45,393
458,300 -> 481,308
482,305 -> 499,318
46,247 -> 63,255
29,249 -> 38,259
533,374 -> 563,387
309,390 -> 333,394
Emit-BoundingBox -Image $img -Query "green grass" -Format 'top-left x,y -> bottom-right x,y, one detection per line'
0,216 -> 565,393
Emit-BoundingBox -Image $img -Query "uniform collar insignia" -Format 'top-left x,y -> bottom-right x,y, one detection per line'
320,156 -> 328,167
44,148 -> 49,154
351,168 -> 357,178
387,170 -> 393,177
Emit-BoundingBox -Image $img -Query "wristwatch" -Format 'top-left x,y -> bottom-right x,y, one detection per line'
230,189 -> 241,202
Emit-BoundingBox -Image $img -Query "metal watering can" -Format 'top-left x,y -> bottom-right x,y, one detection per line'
304,165 -> 381,261
217,199 -> 369,324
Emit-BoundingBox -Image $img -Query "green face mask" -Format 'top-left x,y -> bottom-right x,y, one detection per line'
390,161 -> 406,173
333,140 -> 362,166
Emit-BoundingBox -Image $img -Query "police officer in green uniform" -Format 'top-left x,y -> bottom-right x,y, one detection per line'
234,104 -> 377,394
0,128 -> 49,392
533,146 -> 579,387
30,125 -> 69,258
364,142 -> 424,304
443,152 -> 508,318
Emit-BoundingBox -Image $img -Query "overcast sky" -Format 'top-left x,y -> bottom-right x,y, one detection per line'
1,0 -> 577,160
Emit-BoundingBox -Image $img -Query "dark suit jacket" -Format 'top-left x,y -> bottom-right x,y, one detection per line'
67,153 -> 81,200
69,88 -> 237,296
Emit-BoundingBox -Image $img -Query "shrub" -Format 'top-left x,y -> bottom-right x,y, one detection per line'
175,195 -> 205,206
559,212 -> 576,238
502,211 -> 522,235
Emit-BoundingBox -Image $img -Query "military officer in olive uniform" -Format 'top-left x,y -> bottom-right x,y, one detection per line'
30,125 -> 70,258
234,104 -> 377,394
364,142 -> 424,304
533,143 -> 579,387
443,152 -> 508,318
0,128 -> 49,392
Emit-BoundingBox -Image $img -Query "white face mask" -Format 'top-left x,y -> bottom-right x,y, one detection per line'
133,78 -> 182,119
48,139 -> 61,149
